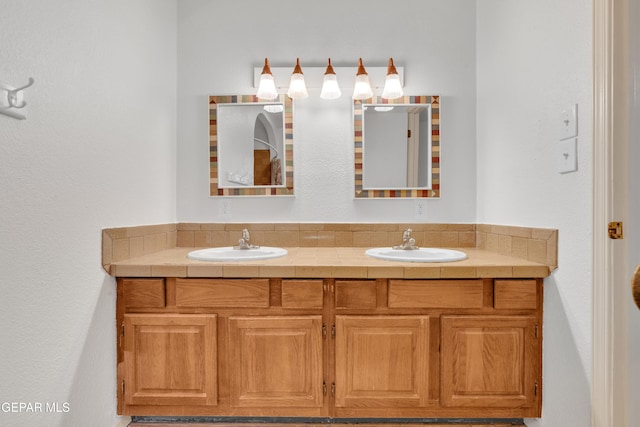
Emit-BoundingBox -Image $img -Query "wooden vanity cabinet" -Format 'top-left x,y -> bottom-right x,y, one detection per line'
117,277 -> 543,419
332,278 -> 542,419
117,278 -> 328,417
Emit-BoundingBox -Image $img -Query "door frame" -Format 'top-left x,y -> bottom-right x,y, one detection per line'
592,0 -> 630,425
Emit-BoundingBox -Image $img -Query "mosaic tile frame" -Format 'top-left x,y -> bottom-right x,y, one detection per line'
209,95 -> 294,196
354,95 -> 440,198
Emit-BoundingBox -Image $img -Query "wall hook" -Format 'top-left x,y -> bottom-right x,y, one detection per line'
7,77 -> 35,109
0,77 -> 35,120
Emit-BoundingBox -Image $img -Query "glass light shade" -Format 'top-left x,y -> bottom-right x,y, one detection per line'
352,74 -> 373,100
263,104 -> 283,113
382,73 -> 403,99
287,73 -> 308,99
257,73 -> 278,100
320,74 -> 341,100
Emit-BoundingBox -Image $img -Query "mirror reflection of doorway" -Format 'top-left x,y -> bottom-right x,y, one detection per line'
253,113 -> 282,185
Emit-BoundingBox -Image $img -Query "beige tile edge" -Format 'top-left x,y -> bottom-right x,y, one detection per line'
102,223 -> 177,274
476,224 -> 558,272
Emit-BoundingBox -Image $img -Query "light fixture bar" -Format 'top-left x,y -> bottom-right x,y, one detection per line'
253,65 -> 403,90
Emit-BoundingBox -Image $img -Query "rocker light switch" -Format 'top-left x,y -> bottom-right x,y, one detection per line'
557,139 -> 577,174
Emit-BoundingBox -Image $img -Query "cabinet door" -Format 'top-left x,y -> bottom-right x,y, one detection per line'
228,316 -> 323,408
123,314 -> 217,406
335,315 -> 430,408
441,315 -> 539,409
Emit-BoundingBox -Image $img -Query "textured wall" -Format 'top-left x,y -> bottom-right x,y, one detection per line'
0,1 -> 177,426
475,1 -> 593,426
176,0 -> 477,223
0,1 -> 601,426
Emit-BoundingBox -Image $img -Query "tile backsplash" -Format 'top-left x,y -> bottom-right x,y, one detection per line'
102,222 -> 558,273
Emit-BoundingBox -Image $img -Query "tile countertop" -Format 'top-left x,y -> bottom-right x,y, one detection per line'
107,247 -> 552,279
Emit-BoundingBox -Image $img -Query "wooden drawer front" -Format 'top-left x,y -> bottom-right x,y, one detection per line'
175,278 -> 269,308
123,278 -> 165,309
494,280 -> 538,309
282,280 -> 323,309
388,280 -> 483,309
335,280 -> 377,309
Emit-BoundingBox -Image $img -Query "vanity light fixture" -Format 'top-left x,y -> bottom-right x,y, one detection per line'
256,58 -> 278,100
352,58 -> 374,100
286,58 -> 309,99
252,58 -> 403,99
381,58 -> 403,100
320,58 -> 341,100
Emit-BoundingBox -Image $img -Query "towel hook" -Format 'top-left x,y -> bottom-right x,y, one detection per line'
6,77 -> 35,109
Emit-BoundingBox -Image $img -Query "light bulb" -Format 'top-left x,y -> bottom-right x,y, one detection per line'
381,58 -> 403,100
263,104 -> 283,113
256,58 -> 278,100
320,58 -> 341,100
286,58 -> 308,99
352,58 -> 373,100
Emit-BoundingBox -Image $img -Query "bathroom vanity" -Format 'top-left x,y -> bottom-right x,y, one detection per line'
117,276 -> 542,419
105,223 -> 556,421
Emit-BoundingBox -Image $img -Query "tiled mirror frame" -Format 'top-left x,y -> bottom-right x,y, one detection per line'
209,94 -> 294,196
354,95 -> 440,198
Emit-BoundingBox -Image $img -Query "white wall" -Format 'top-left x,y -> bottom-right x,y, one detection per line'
176,0 -> 477,223
0,1 -> 177,426
476,1 -> 592,426
0,1 -> 598,426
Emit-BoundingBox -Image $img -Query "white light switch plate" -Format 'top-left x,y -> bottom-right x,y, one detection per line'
559,104 -> 578,140
414,199 -> 425,218
218,199 -> 232,219
557,139 -> 578,174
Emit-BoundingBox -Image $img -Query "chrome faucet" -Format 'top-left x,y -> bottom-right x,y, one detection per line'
234,229 -> 260,250
393,228 -> 419,250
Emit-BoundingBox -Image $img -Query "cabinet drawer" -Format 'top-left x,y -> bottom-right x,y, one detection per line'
123,278 -> 165,308
494,279 -> 538,309
335,280 -> 377,309
282,280 -> 323,309
388,279 -> 483,308
175,278 -> 270,308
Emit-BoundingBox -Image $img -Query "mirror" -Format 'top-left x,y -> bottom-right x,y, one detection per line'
209,95 -> 293,196
354,96 -> 440,198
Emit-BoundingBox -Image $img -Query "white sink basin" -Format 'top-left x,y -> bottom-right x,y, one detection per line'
187,246 -> 287,262
365,247 -> 467,263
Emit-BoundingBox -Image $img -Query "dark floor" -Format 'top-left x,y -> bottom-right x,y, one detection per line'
128,423 -> 526,427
